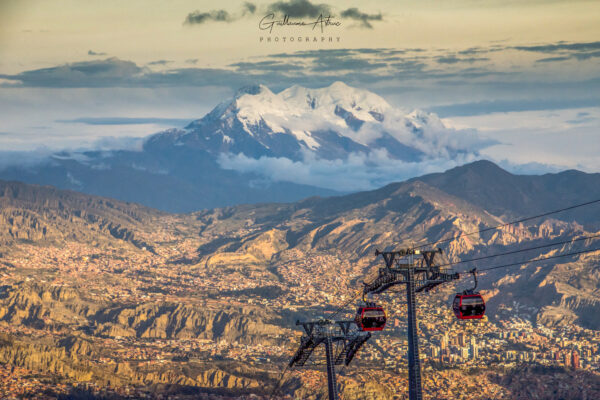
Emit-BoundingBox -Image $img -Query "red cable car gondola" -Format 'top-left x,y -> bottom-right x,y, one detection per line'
453,268 -> 486,320
355,302 -> 387,331
453,293 -> 486,319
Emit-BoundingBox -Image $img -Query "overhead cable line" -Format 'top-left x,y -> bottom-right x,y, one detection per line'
328,288 -> 363,319
414,198 -> 600,250
328,266 -> 382,319
471,247 -> 600,273
437,233 -> 600,268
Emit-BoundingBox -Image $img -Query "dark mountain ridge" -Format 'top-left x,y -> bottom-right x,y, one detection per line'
415,160 -> 600,228
0,179 -> 163,249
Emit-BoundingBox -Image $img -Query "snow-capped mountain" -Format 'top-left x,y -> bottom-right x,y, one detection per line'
0,82 -> 490,212
145,82 -> 477,162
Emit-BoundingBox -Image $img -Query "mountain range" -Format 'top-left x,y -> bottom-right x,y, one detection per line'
0,82 -> 486,212
1,159 -> 600,398
1,160 -> 599,329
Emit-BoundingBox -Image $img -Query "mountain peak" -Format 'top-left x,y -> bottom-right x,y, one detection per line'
450,159 -> 513,177
164,82 -> 486,167
279,82 -> 390,113
197,82 -> 394,136
415,159 -> 600,221
416,160 -> 514,188
328,80 -> 350,89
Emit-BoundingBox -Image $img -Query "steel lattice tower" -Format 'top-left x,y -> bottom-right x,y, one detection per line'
289,319 -> 372,400
364,248 -> 459,400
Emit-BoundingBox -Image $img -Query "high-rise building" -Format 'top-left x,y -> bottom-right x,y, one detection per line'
441,333 -> 448,351
572,352 -> 580,369
471,343 -> 478,359
458,332 -> 466,347
460,347 -> 469,360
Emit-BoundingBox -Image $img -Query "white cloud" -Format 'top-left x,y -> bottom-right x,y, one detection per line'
0,78 -> 23,86
218,150 -> 478,192
446,107 -> 600,172
379,108 -> 495,158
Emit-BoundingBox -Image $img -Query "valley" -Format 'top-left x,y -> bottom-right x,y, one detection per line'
0,161 -> 599,398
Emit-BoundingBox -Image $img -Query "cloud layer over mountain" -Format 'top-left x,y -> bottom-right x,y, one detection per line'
143,82 -> 492,191
218,150 -> 474,191
1,41 -> 599,174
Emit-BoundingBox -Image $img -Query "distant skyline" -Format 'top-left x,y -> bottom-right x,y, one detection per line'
0,0 -> 599,174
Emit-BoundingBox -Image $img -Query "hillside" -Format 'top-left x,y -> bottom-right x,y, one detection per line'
0,160 -> 599,398
0,179 -> 163,249
417,160 -> 600,227
188,163 -> 600,329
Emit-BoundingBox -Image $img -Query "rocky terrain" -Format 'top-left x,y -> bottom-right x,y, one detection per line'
0,160 -> 599,398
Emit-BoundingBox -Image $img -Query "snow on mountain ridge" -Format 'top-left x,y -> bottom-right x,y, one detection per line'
206,81 -> 391,134
207,81 -> 405,152
280,81 -> 391,118
151,82 -> 489,163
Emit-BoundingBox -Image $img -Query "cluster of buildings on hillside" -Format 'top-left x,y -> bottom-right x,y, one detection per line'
1,241 -> 599,398
362,299 -> 600,373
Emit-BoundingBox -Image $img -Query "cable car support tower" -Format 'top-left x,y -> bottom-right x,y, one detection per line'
364,248 -> 459,400
288,319 -> 372,400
